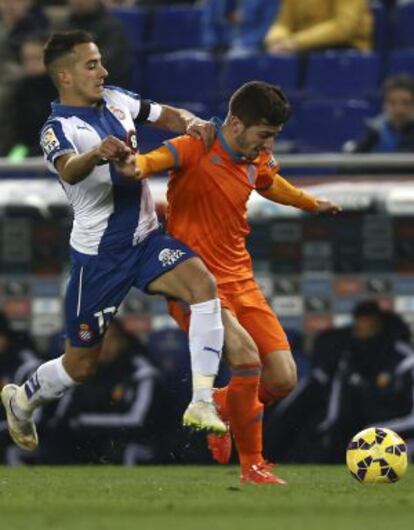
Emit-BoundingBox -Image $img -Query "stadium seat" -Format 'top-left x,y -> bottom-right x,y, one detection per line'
371,1 -> 388,52
150,5 -> 204,51
295,99 -> 374,152
146,51 -> 219,103
387,49 -> 414,76
305,51 -> 380,98
220,51 -> 299,98
394,0 -> 414,48
110,7 -> 148,52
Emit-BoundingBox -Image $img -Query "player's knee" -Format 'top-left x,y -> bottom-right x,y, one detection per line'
64,348 -> 100,383
188,268 -> 218,304
227,340 -> 261,369
266,364 -> 297,397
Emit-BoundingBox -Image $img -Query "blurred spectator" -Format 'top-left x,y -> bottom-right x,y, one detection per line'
59,0 -> 132,87
0,0 -> 50,63
0,0 -> 50,154
0,311 -> 40,463
344,74 -> 414,153
39,319 -> 172,465
264,0 -> 373,54
202,0 -> 278,52
318,300 -> 414,462
5,36 -> 57,159
0,312 -> 39,390
264,300 -> 413,463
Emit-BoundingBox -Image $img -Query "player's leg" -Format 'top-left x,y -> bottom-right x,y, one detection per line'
235,281 -> 297,406
147,252 -> 225,432
1,341 -> 101,451
1,248 -> 129,451
259,349 -> 297,406
218,310 -> 264,467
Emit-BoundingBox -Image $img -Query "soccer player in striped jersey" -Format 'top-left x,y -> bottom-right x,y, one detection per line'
1,31 -> 228,452
115,81 -> 341,484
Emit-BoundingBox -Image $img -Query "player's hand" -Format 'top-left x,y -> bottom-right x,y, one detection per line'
97,135 -> 131,161
114,153 -> 142,180
268,39 -> 298,55
315,199 -> 342,214
186,118 -> 216,149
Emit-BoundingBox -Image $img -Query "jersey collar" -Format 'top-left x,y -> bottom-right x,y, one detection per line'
211,116 -> 245,163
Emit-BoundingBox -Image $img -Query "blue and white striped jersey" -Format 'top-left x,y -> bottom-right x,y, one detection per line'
40,86 -> 162,255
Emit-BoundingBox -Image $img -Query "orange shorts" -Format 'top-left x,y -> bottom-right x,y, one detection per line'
168,278 -> 290,358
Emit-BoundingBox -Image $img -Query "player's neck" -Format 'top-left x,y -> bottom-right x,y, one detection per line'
59,91 -> 100,108
221,125 -> 241,156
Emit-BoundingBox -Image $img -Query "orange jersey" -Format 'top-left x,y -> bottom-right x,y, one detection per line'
164,130 -> 274,285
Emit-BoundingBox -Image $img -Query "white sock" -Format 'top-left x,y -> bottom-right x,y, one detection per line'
13,355 -> 76,420
189,298 -> 223,403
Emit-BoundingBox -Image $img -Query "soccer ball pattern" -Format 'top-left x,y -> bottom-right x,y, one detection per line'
346,427 -> 408,484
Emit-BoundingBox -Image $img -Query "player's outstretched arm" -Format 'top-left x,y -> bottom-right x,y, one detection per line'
56,135 -> 130,185
257,173 -> 341,214
155,105 -> 215,149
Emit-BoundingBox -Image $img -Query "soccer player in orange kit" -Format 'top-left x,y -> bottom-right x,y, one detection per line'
116,81 -> 340,484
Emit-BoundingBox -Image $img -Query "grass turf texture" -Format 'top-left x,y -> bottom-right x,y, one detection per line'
0,465 -> 413,530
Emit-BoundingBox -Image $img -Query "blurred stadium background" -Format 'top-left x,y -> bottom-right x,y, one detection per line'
1,0 -> 414,467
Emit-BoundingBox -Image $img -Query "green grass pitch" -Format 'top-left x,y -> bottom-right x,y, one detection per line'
0,465 -> 413,530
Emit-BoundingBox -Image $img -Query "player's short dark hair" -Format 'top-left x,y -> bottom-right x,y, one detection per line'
44,30 -> 94,73
229,81 -> 291,127
382,74 -> 414,99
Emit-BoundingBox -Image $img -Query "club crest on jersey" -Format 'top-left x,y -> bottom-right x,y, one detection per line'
41,127 -> 60,155
267,156 -> 279,171
109,106 -> 126,121
158,248 -> 185,267
78,323 -> 94,342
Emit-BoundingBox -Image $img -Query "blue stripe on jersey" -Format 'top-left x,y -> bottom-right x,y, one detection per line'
164,141 -> 179,168
57,103 -> 142,251
100,107 -> 142,251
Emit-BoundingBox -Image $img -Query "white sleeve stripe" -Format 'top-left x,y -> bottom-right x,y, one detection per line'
148,103 -> 162,123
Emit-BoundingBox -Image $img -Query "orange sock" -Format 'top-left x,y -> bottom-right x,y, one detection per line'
213,387 -> 229,421
226,364 -> 264,468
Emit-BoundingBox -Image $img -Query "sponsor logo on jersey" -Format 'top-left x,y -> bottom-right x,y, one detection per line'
109,106 -> 126,121
78,323 -> 94,342
158,248 -> 185,267
41,127 -> 60,155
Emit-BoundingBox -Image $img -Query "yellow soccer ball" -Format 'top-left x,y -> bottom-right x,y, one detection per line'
346,427 -> 408,484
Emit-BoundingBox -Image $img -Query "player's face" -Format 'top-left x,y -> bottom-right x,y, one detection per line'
60,42 -> 108,105
233,122 -> 281,160
384,88 -> 414,129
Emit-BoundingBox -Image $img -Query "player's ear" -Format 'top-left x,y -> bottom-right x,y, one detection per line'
228,114 -> 244,135
57,68 -> 71,88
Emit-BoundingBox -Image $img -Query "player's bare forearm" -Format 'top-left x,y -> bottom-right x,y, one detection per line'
156,105 -> 215,148
56,135 -> 130,185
